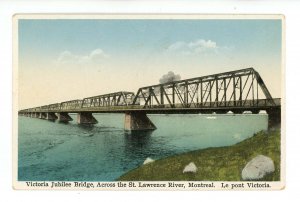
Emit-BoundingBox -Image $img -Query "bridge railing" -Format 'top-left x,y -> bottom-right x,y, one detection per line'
140,98 -> 281,109
20,98 -> 280,113
57,98 -> 281,111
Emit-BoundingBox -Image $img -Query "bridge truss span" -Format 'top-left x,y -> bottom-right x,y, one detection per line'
82,91 -> 135,108
18,68 -> 281,130
132,68 -> 277,109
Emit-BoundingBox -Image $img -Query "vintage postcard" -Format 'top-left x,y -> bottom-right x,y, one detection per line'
13,14 -> 285,190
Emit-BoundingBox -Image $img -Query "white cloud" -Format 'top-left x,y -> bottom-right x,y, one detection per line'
55,48 -> 109,66
168,41 -> 186,51
167,39 -> 218,55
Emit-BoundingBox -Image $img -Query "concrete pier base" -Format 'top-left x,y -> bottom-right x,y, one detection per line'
77,112 -> 98,124
57,112 -> 73,122
39,112 -> 47,119
267,108 -> 281,130
124,112 -> 156,131
46,112 -> 58,120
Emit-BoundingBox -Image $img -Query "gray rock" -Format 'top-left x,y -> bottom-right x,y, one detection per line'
242,155 -> 275,180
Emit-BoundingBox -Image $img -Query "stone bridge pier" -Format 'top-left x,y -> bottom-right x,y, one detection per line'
46,112 -> 58,120
57,112 -> 73,122
124,111 -> 156,131
77,112 -> 98,124
39,112 -> 47,119
267,108 -> 281,130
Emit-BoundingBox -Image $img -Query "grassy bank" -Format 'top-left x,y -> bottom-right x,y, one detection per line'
118,130 -> 281,181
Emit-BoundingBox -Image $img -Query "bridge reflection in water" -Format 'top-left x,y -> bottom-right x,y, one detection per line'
19,68 -> 281,130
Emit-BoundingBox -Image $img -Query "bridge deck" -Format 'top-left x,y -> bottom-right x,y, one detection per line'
21,98 -> 280,114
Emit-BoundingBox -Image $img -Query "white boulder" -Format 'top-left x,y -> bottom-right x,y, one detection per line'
183,162 -> 198,173
143,157 -> 155,165
242,155 -> 275,180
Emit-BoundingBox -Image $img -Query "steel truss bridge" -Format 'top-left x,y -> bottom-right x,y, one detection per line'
19,68 -> 281,130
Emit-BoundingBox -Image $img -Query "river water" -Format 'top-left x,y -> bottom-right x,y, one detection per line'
18,113 -> 267,181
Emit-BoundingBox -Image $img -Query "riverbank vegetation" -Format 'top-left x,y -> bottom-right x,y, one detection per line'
118,129 -> 281,181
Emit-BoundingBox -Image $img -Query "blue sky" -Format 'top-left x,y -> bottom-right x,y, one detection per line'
18,18 -> 282,108
19,19 -> 281,58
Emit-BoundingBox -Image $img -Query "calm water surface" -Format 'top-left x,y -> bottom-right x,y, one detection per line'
18,114 -> 267,181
